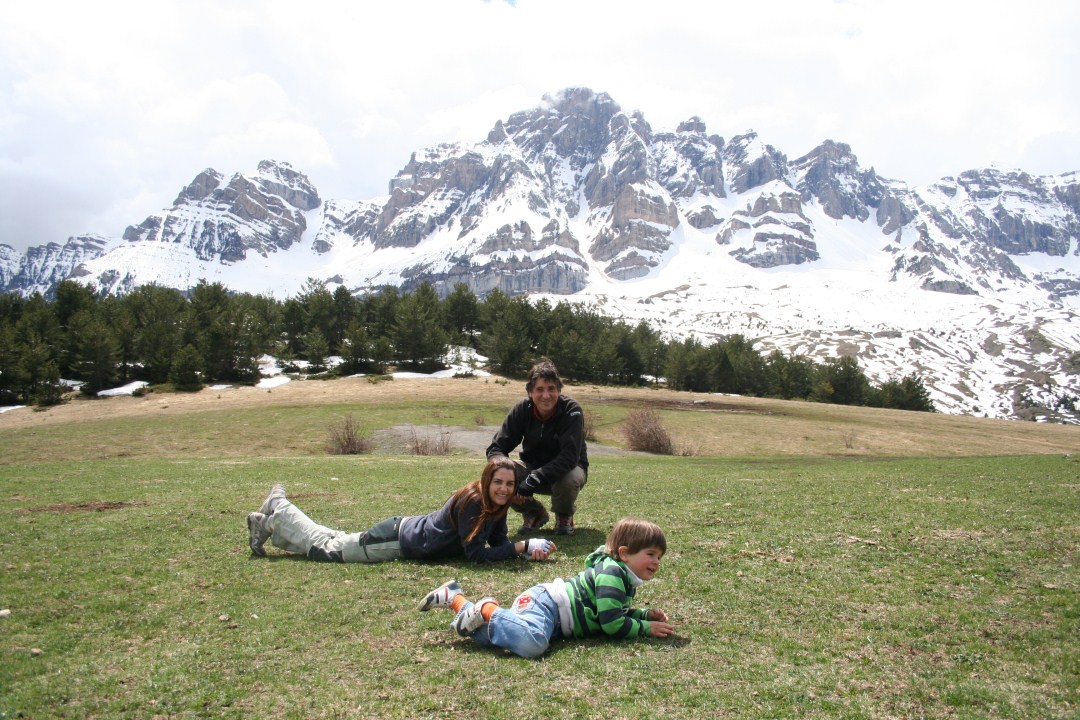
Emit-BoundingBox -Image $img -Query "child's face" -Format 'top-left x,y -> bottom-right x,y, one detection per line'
618,545 -> 664,582
488,468 -> 516,507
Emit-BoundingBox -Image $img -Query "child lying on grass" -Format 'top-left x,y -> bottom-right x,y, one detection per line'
418,517 -> 673,658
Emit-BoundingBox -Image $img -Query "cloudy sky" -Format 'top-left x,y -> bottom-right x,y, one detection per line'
2,0 -> 1078,252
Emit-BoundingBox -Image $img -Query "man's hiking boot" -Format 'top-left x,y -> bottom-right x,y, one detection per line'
518,507 -> 550,534
554,514 -> 575,536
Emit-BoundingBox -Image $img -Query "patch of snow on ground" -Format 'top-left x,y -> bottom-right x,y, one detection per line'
257,376 -> 291,389
258,354 -> 283,376
0,405 -> 26,414
98,381 -> 149,397
390,347 -> 492,379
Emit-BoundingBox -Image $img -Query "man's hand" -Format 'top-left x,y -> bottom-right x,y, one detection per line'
518,472 -> 542,497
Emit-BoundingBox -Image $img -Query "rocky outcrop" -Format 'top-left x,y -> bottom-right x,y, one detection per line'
122,160 -> 319,263
2,235 -> 110,297
723,132 -> 787,193
791,140 -> 886,222
653,118 -> 725,199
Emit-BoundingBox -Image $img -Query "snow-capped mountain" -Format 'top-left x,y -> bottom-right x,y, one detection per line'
2,88 -> 1077,422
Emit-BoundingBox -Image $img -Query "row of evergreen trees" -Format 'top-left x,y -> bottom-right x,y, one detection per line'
0,279 -> 934,412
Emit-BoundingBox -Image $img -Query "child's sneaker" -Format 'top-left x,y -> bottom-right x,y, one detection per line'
554,514 -> 575,535
518,507 -> 551,534
416,580 -> 462,612
247,512 -> 272,556
451,597 -> 494,636
258,484 -> 287,516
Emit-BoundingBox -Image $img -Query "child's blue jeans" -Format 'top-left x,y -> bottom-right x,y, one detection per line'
467,584 -> 564,659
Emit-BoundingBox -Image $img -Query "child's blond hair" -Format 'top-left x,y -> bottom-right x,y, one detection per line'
605,517 -> 667,556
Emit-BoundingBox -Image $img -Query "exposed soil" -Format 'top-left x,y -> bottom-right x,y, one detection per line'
370,423 -> 638,457
24,500 -> 147,513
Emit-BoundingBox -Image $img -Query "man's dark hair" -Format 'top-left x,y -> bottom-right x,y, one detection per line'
525,359 -> 563,393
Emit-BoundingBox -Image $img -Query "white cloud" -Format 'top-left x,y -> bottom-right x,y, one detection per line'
1,0 -> 1078,252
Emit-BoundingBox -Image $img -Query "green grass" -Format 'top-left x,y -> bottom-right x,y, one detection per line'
1,452 -> 1077,719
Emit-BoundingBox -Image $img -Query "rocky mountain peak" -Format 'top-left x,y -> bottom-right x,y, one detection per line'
174,168 -> 224,205
253,159 -> 321,210
119,160 -> 317,264
677,117 -> 708,134
792,140 -> 885,222
723,131 -> 788,193
502,87 -> 621,163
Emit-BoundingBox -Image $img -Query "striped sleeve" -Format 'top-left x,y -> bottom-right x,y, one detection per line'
593,561 -> 648,639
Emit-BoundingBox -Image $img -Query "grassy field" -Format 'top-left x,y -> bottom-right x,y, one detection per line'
1,377 -> 1078,718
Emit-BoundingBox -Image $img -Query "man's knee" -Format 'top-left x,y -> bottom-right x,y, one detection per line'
560,466 -> 587,492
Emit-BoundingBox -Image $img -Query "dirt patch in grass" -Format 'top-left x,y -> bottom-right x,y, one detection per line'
593,396 -> 781,416
25,500 -> 148,513
932,529 -> 985,541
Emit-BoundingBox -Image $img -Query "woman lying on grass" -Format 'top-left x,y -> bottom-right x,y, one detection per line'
246,456 -> 556,563
418,517 -> 674,658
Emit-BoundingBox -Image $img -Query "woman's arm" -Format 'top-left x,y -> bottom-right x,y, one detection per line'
456,502 -> 520,563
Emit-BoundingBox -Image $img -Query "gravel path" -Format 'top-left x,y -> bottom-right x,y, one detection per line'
371,424 -> 635,456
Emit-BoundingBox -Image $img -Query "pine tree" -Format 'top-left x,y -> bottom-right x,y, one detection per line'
481,293 -> 534,377
302,329 -> 330,371
125,285 -> 186,384
341,322 -> 371,374
169,344 -> 205,392
74,316 -> 120,396
393,284 -> 448,372
443,283 -> 479,346
818,356 -> 869,406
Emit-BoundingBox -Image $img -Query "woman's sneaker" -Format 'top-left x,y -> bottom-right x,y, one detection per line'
247,512 -> 272,556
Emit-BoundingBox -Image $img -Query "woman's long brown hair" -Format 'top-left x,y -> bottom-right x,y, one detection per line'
448,456 -> 516,542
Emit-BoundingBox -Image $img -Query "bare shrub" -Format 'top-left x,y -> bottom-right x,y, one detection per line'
582,409 -> 598,442
408,429 -> 453,456
326,414 -> 374,455
622,407 -> 674,455
675,440 -> 698,457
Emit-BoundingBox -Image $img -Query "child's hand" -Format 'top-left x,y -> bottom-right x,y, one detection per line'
648,620 -> 675,638
646,608 -> 669,623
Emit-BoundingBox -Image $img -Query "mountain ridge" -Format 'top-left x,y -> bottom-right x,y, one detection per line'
1,88 -> 1077,422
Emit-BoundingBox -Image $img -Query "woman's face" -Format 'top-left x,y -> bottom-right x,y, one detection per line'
488,468 -> 516,506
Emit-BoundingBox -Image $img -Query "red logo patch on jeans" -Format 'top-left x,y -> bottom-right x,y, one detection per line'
512,592 -> 533,613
